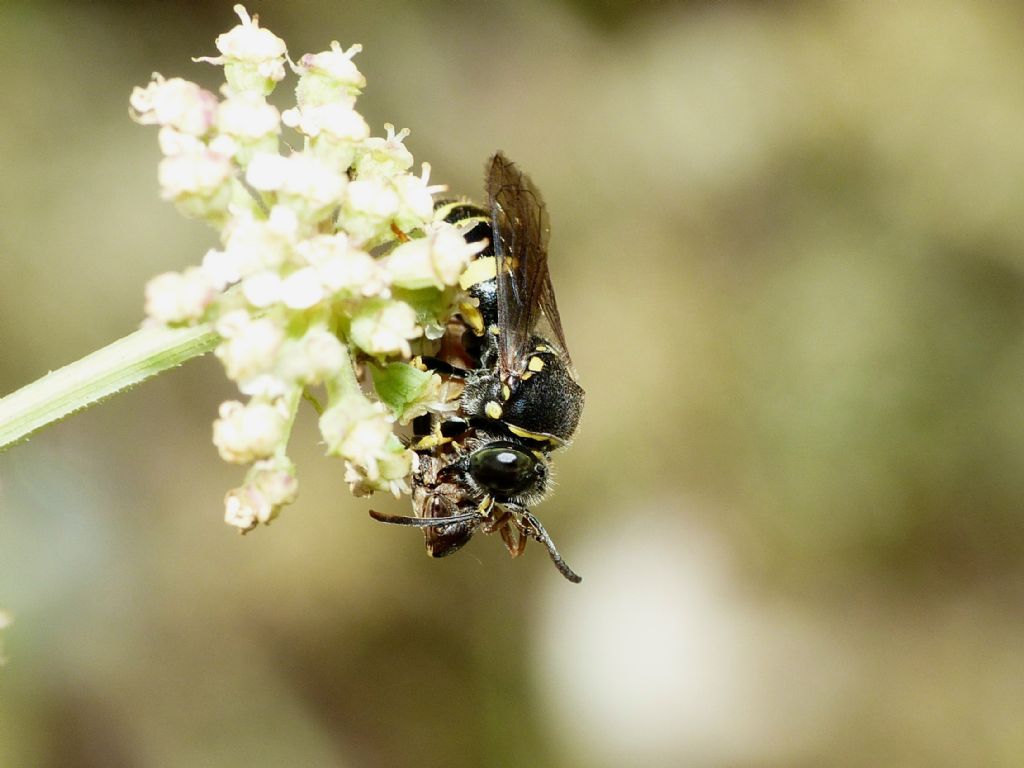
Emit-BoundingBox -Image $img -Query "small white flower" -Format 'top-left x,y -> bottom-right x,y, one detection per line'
349,299 -> 422,358
248,456 -> 299,506
214,309 -> 253,338
216,5 -> 287,62
244,152 -> 289,190
217,92 -> 281,139
237,374 -> 291,399
214,311 -> 284,382
156,126 -> 204,157
393,163 -> 443,232
157,145 -> 232,198
222,213 -> 292,274
144,267 -> 215,324
213,136 -> 246,169
241,270 -> 283,307
200,247 -> 242,290
320,395 -> 407,483
295,235 -> 389,298
157,144 -> 233,221
224,485 -> 272,531
341,176 -> 400,243
267,204 -> 300,238
354,124 -> 413,178
297,41 -> 365,89
281,267 -> 325,309
195,6 -> 288,94
385,223 -> 484,290
293,41 -> 365,107
130,74 -> 217,136
282,102 -> 369,141
213,399 -> 287,463
291,232 -> 346,267
246,152 -> 346,220
318,249 -> 390,298
278,326 -> 346,385
344,459 -> 411,498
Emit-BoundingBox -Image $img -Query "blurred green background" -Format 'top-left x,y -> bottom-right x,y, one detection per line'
3,0 -> 1024,765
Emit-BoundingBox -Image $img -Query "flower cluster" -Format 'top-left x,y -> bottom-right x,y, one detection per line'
131,6 -> 483,532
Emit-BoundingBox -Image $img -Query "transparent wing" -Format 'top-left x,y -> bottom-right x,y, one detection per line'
486,152 -> 572,376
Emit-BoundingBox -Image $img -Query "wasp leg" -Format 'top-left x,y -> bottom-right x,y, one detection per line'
499,520 -> 528,559
369,509 -> 481,528
410,415 -> 468,451
421,356 -> 469,379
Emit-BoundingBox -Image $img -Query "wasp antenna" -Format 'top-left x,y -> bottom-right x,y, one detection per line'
523,513 -> 582,584
369,509 -> 481,528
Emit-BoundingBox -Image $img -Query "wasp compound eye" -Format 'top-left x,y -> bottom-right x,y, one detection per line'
469,443 -> 543,497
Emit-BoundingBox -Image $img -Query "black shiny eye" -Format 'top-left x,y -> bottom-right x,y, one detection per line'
469,443 -> 544,497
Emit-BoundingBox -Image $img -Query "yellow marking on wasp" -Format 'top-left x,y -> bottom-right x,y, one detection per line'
459,300 -> 485,333
412,434 -> 452,450
528,356 -> 545,372
535,344 -> 550,352
520,372 -> 534,381
485,401 -> 503,420
507,424 -> 563,445
433,200 -> 464,221
458,256 -> 497,290
488,324 -> 501,336
501,384 -> 511,401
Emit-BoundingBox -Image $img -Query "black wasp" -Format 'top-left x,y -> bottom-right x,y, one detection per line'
370,152 -> 586,582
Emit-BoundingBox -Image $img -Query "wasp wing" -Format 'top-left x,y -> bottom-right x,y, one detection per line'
486,152 -> 573,377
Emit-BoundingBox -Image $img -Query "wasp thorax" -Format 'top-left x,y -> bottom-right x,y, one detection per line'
469,442 -> 546,498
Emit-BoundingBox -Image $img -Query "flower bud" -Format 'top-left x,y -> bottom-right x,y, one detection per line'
213,399 -> 287,463
214,311 -> 284,383
384,224 -> 483,290
349,299 -> 422,358
293,41 -> 366,108
295,235 -> 389,298
224,486 -> 268,531
320,395 -> 393,475
281,267 -> 325,309
144,267 -> 215,324
157,143 -> 234,223
392,164 -> 439,232
216,92 -> 280,163
278,326 -> 347,385
354,124 -> 414,178
246,152 -> 347,223
248,456 -> 299,507
341,176 -> 400,244
130,74 -> 217,136
195,5 -> 288,96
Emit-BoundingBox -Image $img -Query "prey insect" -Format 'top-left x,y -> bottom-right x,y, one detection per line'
370,152 -> 585,582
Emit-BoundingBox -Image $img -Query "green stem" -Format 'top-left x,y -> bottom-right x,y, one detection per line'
276,385 -> 303,457
324,343 -> 362,404
0,324 -> 218,451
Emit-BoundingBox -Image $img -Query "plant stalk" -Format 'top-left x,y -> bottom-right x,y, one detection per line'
0,324 -> 218,451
